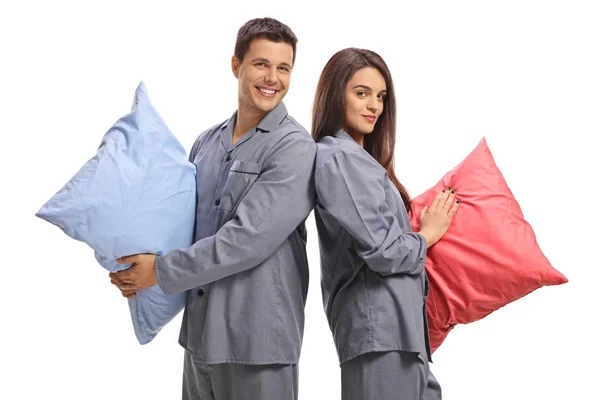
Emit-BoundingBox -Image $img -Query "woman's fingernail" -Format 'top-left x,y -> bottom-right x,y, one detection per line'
451,190 -> 456,194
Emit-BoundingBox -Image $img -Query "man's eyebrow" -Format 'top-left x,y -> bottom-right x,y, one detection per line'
251,58 -> 292,69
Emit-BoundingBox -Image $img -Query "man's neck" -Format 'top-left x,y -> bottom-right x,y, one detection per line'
233,102 -> 267,145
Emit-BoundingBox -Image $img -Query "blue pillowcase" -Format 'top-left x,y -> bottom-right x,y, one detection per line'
36,81 -> 196,344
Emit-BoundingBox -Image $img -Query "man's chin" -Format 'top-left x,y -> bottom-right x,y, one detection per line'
254,97 -> 282,113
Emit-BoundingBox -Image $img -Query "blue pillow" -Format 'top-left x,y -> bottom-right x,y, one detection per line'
36,81 -> 196,344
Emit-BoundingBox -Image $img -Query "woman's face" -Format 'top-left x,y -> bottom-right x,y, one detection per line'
343,66 -> 387,137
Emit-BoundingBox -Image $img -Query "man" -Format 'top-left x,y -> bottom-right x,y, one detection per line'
110,17 -> 316,400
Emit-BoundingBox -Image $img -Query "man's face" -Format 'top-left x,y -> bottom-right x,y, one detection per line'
232,38 -> 294,114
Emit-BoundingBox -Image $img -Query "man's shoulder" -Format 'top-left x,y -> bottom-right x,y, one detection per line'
257,114 -> 315,163
200,119 -> 229,137
275,114 -> 313,146
188,117 -> 230,160
281,114 -> 309,135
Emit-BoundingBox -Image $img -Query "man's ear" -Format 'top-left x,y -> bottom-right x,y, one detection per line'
231,55 -> 240,79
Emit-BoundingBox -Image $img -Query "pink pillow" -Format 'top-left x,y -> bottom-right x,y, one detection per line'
409,137 -> 568,353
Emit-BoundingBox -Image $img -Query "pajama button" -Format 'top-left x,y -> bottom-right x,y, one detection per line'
197,289 -> 204,297
215,199 -> 220,206
225,155 -> 232,162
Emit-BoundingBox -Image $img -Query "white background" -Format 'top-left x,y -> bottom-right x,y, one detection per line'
1,1 -> 598,399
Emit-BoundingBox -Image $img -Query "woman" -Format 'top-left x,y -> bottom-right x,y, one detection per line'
312,48 -> 459,399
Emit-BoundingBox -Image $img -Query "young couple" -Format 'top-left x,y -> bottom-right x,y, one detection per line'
110,17 -> 460,400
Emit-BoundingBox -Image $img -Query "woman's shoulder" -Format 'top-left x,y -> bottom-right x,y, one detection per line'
315,132 -> 366,165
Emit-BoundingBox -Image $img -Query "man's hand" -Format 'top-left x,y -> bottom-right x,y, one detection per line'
109,254 -> 158,298
109,272 -> 137,298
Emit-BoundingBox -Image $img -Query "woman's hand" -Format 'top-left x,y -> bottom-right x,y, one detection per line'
419,187 -> 460,248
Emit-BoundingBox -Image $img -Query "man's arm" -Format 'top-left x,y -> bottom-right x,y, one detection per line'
155,132 -> 316,294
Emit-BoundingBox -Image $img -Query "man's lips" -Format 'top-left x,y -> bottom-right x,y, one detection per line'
256,86 -> 279,97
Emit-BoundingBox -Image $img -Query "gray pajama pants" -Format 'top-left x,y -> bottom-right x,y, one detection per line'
182,351 -> 299,400
341,351 -> 442,400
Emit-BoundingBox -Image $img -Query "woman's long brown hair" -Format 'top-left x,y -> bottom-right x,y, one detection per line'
312,48 -> 412,213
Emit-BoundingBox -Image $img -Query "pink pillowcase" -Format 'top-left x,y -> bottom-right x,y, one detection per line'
409,137 -> 568,353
